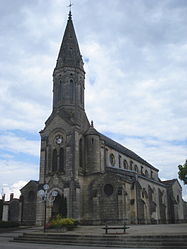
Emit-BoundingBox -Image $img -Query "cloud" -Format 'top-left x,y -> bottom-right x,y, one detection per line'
0,132 -> 40,157
2,181 -> 28,201
0,159 -> 39,197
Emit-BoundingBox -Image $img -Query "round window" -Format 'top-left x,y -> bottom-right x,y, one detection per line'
104,184 -> 114,196
110,153 -> 115,166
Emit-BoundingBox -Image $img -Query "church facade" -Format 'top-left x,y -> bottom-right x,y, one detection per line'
12,12 -> 186,225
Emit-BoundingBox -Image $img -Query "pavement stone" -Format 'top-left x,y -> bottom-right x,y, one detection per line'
0,224 -> 187,249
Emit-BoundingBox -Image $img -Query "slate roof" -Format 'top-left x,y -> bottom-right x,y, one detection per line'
20,180 -> 39,191
162,179 -> 182,189
162,179 -> 177,185
100,133 -> 159,171
55,11 -> 84,71
85,124 -> 99,136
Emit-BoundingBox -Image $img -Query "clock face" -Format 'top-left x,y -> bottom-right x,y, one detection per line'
55,135 -> 63,145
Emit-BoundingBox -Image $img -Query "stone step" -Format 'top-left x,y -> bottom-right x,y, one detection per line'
18,233 -> 187,242
14,237 -> 187,243
12,234 -> 187,248
21,233 -> 187,240
12,240 -> 187,249
14,238 -> 187,246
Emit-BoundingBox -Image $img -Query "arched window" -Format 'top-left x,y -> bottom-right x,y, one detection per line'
57,81 -> 62,102
70,80 -> 73,103
130,160 -> 133,170
118,155 -> 121,168
53,84 -> 57,106
79,139 -> 83,168
80,85 -> 83,104
52,149 -> 57,172
123,160 -> 128,169
134,165 -> 139,173
60,80 -> 63,99
110,153 -> 115,166
145,170 -> 149,178
59,148 -> 64,172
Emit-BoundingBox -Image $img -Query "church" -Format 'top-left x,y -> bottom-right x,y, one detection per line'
3,11 -> 186,225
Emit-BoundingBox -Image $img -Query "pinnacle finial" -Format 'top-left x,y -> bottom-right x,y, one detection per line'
68,10 -> 72,20
91,120 -> 94,127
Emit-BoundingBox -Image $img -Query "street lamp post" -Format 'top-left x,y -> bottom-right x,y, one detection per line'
38,184 -> 58,232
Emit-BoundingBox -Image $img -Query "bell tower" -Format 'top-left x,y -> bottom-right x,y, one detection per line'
36,11 -> 90,225
53,11 -> 85,115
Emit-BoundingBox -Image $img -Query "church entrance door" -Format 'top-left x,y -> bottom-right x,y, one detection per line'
52,194 -> 67,218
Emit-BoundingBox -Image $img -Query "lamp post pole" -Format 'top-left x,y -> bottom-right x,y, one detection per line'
37,184 -> 58,233
44,197 -> 47,233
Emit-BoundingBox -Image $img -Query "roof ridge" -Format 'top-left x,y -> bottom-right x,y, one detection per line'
100,133 -> 158,171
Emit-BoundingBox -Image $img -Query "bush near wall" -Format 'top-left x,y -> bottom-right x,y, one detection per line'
46,215 -> 77,230
0,221 -> 19,228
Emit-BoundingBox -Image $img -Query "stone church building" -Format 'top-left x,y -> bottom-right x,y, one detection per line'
2,12 -> 186,225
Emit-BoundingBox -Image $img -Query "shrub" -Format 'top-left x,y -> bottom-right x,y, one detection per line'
0,221 -> 19,228
46,215 -> 77,230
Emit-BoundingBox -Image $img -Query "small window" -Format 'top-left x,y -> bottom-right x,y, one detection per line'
52,149 -> 57,172
118,155 -> 121,168
79,139 -> 83,168
141,166 -> 144,175
151,171 -> 154,179
70,80 -> 74,102
130,160 -> 133,170
110,153 -> 115,166
134,165 -> 138,172
118,187 -> 122,195
59,148 -> 64,172
123,160 -> 128,169
145,170 -> 149,177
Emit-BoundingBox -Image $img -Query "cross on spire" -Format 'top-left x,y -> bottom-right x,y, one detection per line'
68,0 -> 73,12
67,0 -> 73,19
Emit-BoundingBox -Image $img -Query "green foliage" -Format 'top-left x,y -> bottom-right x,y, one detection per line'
0,221 -> 19,228
178,160 -> 187,184
46,215 -> 77,230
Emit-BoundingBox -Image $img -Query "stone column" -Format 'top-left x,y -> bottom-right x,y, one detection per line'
2,204 -> 9,221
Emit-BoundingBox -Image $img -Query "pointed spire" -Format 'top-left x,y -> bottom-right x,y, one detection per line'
55,11 -> 84,71
68,11 -> 72,20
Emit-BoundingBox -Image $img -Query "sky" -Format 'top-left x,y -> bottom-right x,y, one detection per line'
0,0 -> 187,201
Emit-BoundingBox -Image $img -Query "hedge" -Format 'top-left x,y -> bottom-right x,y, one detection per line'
0,221 -> 19,228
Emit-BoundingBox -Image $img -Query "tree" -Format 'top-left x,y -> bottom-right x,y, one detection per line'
178,160 -> 187,184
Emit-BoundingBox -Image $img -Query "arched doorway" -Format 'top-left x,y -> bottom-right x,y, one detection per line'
52,194 -> 67,218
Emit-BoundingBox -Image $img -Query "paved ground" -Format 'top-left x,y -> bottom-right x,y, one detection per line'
0,224 -> 186,249
64,223 -> 187,236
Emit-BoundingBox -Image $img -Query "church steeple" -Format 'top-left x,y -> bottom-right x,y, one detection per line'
55,11 -> 84,71
52,11 -> 85,113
